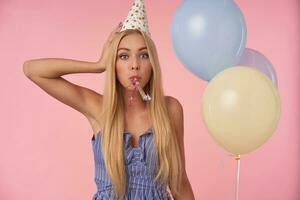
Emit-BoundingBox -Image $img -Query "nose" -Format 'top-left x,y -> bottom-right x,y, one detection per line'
131,57 -> 140,71
131,65 -> 139,70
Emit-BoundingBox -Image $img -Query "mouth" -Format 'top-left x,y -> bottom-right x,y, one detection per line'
129,76 -> 141,86
128,76 -> 151,102
129,75 -> 141,81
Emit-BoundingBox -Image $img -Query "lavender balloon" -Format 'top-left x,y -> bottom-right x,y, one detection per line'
237,48 -> 278,88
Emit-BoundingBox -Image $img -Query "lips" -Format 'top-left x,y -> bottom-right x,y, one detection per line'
129,76 -> 141,85
129,75 -> 141,81
129,76 -> 141,87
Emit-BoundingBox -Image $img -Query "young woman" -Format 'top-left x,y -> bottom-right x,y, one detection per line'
23,23 -> 195,200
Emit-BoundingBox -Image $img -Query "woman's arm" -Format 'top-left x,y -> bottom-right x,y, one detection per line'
23,58 -> 104,120
23,24 -> 122,120
175,175 -> 195,200
23,58 -> 103,78
23,23 -> 122,78
167,96 -> 196,200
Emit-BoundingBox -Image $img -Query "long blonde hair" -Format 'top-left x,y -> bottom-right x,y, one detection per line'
97,29 -> 183,199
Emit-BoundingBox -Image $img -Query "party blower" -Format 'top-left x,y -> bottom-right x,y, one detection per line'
130,77 -> 151,102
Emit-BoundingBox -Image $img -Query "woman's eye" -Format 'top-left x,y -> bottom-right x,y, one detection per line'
141,53 -> 149,59
118,53 -> 148,60
119,54 -> 128,60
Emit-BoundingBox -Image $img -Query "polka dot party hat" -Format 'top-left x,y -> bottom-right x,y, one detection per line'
120,0 -> 151,37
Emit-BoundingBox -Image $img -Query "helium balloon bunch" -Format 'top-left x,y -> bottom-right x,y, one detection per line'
170,0 -> 281,157
171,1 -> 281,198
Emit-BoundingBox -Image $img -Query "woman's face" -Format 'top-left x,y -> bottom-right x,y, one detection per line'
115,32 -> 152,91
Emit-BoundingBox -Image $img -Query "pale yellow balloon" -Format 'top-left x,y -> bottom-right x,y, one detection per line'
202,66 -> 281,155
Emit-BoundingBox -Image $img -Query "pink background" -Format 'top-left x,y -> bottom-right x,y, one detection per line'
1,0 -> 299,199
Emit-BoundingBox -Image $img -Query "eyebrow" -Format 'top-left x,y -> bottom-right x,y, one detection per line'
117,47 -> 147,52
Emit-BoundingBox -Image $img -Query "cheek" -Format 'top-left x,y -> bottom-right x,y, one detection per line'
116,60 -> 125,74
141,66 -> 152,84
115,63 -> 129,85
116,60 -> 128,72
145,65 -> 152,76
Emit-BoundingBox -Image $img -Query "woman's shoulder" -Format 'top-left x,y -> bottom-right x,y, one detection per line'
165,96 -> 183,112
165,96 -> 184,139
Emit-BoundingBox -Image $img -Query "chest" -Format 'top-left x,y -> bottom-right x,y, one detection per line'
90,109 -> 152,147
125,111 -> 152,147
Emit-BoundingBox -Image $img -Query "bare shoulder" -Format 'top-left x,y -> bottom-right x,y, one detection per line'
165,96 -> 183,115
165,95 -> 184,135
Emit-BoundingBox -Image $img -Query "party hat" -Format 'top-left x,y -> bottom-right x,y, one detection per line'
120,0 -> 151,37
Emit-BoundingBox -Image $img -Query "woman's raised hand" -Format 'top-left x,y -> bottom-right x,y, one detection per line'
96,22 -> 123,72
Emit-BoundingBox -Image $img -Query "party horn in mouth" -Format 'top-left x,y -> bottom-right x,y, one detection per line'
136,83 -> 151,101
131,78 -> 151,102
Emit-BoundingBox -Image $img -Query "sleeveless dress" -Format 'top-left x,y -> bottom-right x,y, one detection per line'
91,127 -> 172,200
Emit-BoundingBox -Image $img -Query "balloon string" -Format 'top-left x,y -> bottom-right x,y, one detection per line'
235,154 -> 241,200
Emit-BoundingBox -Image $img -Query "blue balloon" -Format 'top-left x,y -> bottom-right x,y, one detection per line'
170,0 -> 247,81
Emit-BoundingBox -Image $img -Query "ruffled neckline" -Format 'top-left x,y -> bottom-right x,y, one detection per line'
91,127 -> 153,146
123,127 -> 153,149
91,127 -> 154,165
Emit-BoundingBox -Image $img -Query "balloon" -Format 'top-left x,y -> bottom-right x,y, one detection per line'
170,0 -> 247,81
202,66 -> 281,155
237,48 -> 278,88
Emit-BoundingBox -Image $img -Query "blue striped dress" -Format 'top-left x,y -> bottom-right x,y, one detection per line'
91,127 -> 172,200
